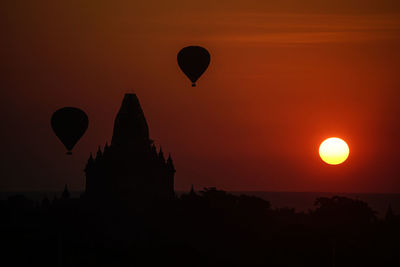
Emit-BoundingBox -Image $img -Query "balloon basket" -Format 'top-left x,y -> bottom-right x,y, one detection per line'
192,83 -> 196,87
66,151 -> 72,155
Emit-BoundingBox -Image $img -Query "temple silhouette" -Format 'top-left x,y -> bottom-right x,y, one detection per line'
84,94 -> 175,204
2,95 -> 399,266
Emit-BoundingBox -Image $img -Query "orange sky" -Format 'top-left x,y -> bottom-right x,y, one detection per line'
1,0 -> 400,193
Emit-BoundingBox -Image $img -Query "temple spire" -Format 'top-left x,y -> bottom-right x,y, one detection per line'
84,153 -> 94,173
151,143 -> 157,156
96,146 -> 102,160
167,153 -> 175,172
88,153 -> 94,163
111,94 -> 150,147
158,147 -> 165,163
104,141 -> 110,154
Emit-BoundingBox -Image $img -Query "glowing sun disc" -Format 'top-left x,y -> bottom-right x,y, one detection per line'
319,137 -> 349,165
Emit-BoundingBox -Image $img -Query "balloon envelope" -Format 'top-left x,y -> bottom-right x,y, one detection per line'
51,107 -> 88,154
177,46 -> 210,86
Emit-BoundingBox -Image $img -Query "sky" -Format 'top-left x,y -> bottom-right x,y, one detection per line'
1,0 -> 400,193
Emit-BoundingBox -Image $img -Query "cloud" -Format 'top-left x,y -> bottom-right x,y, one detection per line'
147,13 -> 400,45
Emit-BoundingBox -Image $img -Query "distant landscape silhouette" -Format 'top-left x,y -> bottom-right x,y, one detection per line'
1,94 -> 399,266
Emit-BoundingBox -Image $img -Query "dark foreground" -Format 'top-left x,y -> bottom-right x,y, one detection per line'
1,188 -> 399,267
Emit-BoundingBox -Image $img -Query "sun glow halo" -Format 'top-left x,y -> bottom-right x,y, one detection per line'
319,137 -> 349,165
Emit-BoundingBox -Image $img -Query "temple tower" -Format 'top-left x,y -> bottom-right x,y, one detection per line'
84,94 -> 175,204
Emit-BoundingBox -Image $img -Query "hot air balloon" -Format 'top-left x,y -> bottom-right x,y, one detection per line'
51,107 -> 89,155
177,46 -> 210,87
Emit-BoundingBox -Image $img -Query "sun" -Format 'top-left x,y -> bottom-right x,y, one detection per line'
319,137 -> 349,165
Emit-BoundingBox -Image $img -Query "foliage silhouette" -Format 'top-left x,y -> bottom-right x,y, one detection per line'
1,190 -> 399,266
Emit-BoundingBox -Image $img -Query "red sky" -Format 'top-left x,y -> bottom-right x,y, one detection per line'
1,0 -> 400,193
